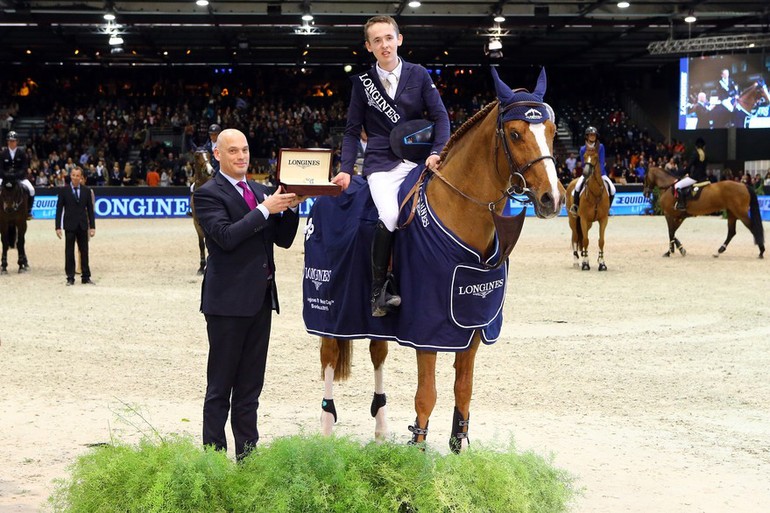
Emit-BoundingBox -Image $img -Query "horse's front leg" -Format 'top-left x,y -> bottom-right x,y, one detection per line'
17,226 -> 28,272
664,215 -> 686,257
580,219 -> 591,270
450,335 -> 480,453
410,350 -> 437,445
369,340 -> 388,441
1,239 -> 8,275
597,216 -> 608,271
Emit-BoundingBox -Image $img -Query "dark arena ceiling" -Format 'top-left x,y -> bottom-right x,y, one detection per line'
1,1 -> 769,69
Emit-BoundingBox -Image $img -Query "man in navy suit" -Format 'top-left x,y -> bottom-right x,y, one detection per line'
55,167 -> 95,285
193,128 -> 303,460
331,15 -> 450,317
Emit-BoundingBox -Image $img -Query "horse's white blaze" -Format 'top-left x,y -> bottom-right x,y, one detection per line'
529,123 -> 560,209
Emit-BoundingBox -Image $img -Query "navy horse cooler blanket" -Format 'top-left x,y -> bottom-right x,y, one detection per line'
303,170 -> 508,351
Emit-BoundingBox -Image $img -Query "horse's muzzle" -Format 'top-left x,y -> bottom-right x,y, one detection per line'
531,190 -> 563,219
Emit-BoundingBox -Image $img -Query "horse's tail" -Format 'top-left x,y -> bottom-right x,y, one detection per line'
6,224 -> 17,249
746,185 -> 764,247
320,338 -> 352,381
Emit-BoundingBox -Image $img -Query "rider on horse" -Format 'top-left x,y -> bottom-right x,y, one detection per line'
674,137 -> 707,211
569,126 -> 615,214
0,131 -> 34,219
331,15 -> 450,318
186,123 -> 221,216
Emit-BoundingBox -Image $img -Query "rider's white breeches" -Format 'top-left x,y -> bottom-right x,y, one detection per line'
368,160 -> 416,232
674,177 -> 696,190
574,175 -> 616,196
0,178 -> 35,195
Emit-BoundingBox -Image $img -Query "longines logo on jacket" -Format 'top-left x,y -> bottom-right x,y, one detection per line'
359,74 -> 401,124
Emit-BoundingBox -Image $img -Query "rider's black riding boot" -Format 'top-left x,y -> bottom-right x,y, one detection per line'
570,188 -> 581,214
371,221 -> 401,317
675,191 -> 687,211
26,193 -> 34,219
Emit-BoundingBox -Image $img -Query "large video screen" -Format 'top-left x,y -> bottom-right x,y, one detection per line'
679,54 -> 770,130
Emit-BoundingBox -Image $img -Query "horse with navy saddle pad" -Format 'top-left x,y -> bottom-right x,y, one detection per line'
304,67 -> 565,451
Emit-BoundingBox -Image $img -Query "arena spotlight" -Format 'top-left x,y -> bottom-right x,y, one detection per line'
196,0 -> 209,6
487,38 -> 502,51
617,1 -> 630,8
301,10 -> 314,22
493,14 -> 505,23
103,11 -> 116,21
408,1 -> 421,7
108,34 -> 123,45
684,11 -> 696,23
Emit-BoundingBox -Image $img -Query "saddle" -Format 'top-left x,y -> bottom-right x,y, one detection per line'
680,181 -> 711,200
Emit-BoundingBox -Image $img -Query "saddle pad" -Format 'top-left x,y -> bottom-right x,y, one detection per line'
303,171 -> 508,352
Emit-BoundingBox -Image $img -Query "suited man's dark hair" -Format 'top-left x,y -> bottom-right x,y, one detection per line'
364,15 -> 399,42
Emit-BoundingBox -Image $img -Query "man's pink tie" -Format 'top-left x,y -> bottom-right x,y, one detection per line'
236,181 -> 258,210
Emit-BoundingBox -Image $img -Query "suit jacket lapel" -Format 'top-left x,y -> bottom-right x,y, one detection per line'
215,172 -> 250,215
394,61 -> 413,100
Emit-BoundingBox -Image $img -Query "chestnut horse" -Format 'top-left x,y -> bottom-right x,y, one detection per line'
0,180 -> 29,274
643,166 -> 764,258
566,147 -> 610,270
316,68 -> 565,452
733,79 -> 770,128
191,147 -> 214,274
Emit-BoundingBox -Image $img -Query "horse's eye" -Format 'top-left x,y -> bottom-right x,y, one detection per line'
509,130 -> 519,141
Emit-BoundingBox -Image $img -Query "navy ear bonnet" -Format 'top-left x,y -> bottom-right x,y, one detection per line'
492,67 -> 554,124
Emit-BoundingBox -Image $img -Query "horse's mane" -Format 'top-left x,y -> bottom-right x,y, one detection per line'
439,100 -> 499,162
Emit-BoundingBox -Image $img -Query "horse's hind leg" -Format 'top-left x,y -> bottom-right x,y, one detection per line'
450,335 -> 480,453
320,337 -> 351,436
715,215 -> 738,257
369,340 -> 389,441
410,350 -> 437,445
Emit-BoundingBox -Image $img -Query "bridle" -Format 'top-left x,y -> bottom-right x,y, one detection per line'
431,99 -> 556,213
195,149 -> 214,177
1,181 -> 24,213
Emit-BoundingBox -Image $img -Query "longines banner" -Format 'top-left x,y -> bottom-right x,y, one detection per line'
32,187 -> 770,221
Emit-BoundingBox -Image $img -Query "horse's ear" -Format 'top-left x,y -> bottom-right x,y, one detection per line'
491,67 -> 514,105
533,67 -> 547,100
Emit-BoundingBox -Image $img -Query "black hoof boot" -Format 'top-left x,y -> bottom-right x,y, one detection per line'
448,407 -> 469,454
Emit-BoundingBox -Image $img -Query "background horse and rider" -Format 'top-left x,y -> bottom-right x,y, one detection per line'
190,145 -> 215,274
307,68 -> 565,452
0,179 -> 30,274
643,166 -> 764,258
731,79 -> 770,128
566,146 -> 610,271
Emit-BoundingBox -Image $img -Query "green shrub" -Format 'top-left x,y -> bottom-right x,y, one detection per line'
50,435 -> 574,513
